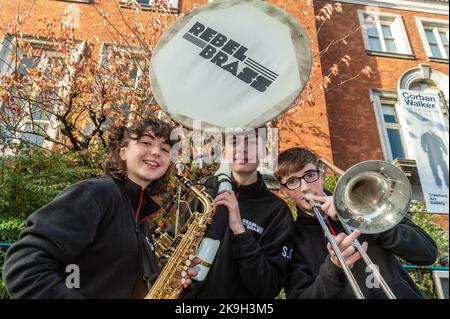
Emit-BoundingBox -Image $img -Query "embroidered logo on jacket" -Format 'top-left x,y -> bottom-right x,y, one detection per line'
146,236 -> 154,251
242,219 -> 264,234
282,246 -> 293,260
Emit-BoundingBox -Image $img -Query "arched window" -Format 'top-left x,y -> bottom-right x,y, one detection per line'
408,80 -> 449,128
371,65 -> 449,161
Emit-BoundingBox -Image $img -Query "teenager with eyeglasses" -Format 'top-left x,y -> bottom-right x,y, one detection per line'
275,147 -> 438,299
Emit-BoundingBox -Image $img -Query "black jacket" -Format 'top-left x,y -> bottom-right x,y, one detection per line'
3,176 -> 161,299
183,173 -> 295,299
285,197 -> 438,299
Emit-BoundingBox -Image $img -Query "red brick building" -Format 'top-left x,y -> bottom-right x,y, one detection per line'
314,0 -> 448,225
0,0 -> 331,158
0,0 -> 448,218
315,0 -> 448,169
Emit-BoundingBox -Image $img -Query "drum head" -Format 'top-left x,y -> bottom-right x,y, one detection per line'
150,0 -> 312,129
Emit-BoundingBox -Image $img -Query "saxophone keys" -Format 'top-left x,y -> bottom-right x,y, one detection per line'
185,260 -> 191,266
181,270 -> 187,278
189,254 -> 194,261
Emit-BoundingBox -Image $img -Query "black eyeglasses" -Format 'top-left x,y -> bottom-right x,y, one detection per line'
280,170 -> 320,190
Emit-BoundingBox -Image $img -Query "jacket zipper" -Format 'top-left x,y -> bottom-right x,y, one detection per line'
135,189 -> 144,221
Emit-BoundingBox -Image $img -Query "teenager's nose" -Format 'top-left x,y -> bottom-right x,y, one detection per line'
299,178 -> 310,192
149,145 -> 161,157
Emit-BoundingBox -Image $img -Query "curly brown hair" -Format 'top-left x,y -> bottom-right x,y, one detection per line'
102,117 -> 176,195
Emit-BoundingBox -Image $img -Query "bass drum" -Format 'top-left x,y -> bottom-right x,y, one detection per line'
150,0 -> 312,130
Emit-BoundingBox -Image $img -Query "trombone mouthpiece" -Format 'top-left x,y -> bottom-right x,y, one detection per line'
306,193 -> 317,206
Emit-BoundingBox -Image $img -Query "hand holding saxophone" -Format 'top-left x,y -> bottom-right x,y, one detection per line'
179,257 -> 202,289
327,231 -> 368,269
213,190 -> 246,235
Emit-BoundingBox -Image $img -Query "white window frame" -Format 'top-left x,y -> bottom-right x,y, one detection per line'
0,35 -> 15,155
331,0 -> 449,15
370,89 -> 409,161
52,0 -> 92,3
0,35 -> 85,152
432,270 -> 449,299
415,17 -> 449,61
358,10 -> 413,56
119,0 -> 180,12
99,43 -> 148,90
98,43 -> 149,123
0,34 -> 15,75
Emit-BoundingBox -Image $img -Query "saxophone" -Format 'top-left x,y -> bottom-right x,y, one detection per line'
145,175 -> 215,299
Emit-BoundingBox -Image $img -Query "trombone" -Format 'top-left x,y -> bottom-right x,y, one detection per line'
307,159 -> 412,299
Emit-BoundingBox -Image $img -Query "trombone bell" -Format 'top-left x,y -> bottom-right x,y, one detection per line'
334,160 -> 412,234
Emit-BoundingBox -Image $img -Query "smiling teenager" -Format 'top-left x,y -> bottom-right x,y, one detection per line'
275,147 -> 438,299
2,118 -> 176,298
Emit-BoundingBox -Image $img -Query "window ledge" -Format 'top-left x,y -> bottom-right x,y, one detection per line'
392,158 -> 421,185
366,50 -> 416,60
53,0 -> 93,3
119,2 -> 179,14
428,57 -> 449,64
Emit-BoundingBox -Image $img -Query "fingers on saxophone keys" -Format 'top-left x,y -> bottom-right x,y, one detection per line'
180,277 -> 192,289
181,269 -> 192,279
178,278 -> 184,289
188,268 -> 198,276
179,256 -> 200,288
180,268 -> 192,287
184,278 -> 192,288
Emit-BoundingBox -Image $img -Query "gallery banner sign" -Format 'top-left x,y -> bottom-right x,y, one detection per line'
398,89 -> 449,214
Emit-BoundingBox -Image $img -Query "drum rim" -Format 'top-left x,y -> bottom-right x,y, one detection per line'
150,0 -> 312,130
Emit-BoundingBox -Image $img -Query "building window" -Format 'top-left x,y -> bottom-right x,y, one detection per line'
21,105 -> 52,146
0,37 -> 62,148
120,0 -> 180,12
358,10 -> 413,57
371,90 -> 408,161
99,43 -> 148,89
98,43 -> 150,126
416,17 -> 449,61
53,0 -> 92,3
0,35 -> 84,151
382,103 -> 406,159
